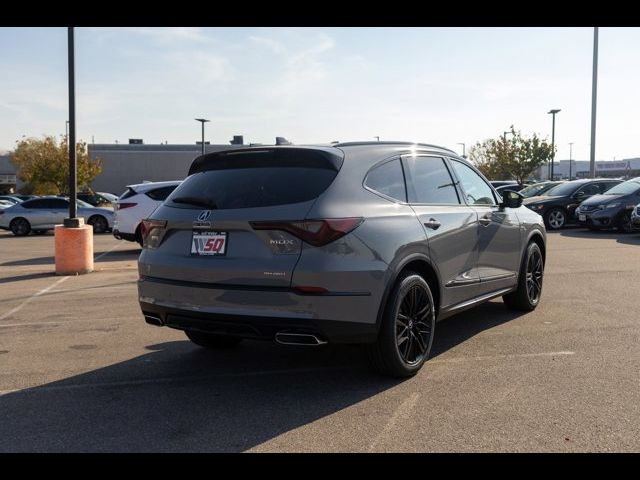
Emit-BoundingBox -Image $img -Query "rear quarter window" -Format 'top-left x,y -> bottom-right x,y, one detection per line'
364,158 -> 407,202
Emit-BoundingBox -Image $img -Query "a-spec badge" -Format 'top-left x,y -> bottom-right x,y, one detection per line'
193,210 -> 212,229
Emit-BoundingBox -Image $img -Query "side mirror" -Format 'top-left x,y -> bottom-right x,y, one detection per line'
501,190 -> 523,209
574,190 -> 585,199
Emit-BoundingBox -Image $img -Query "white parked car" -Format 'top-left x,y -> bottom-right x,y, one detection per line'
113,181 -> 181,246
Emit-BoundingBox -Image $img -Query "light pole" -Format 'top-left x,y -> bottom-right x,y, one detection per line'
374,136 -> 380,142
67,28 -> 77,223
568,142 -> 574,180
548,109 -> 561,180
195,118 -> 210,156
457,142 -> 466,157
589,27 -> 599,178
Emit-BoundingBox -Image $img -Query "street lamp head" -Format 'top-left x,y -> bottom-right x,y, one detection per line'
194,118 -> 210,123
548,109 -> 561,115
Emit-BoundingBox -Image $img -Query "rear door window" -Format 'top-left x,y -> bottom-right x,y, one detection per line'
364,158 -> 407,202
404,156 -> 460,204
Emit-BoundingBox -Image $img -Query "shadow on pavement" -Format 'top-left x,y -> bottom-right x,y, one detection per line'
0,300 -> 525,452
430,300 -> 523,358
0,272 -> 56,284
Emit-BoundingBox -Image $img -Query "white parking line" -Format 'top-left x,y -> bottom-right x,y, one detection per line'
0,321 -> 61,328
0,276 -> 69,322
369,392 -> 420,452
430,351 -> 575,363
0,244 -> 122,322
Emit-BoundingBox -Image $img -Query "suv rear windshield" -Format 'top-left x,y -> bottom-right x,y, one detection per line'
167,167 -> 338,210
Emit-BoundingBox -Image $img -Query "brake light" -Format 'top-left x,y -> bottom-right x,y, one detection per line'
116,202 -> 137,210
250,218 -> 363,247
141,219 -> 167,249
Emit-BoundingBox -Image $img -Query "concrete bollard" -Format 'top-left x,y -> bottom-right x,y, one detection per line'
54,222 -> 94,275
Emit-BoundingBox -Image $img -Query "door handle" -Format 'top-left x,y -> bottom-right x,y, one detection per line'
479,216 -> 492,226
424,218 -> 441,230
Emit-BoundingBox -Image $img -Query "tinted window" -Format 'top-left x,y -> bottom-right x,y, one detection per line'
404,156 -> 460,204
48,199 -> 69,209
167,168 -> 337,210
22,199 -> 48,209
576,183 -> 601,197
365,159 -> 406,202
146,185 -> 179,201
450,160 -> 496,205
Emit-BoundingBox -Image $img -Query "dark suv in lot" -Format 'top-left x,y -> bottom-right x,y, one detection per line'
137,142 -> 546,377
523,178 -> 622,230
575,177 -> 640,232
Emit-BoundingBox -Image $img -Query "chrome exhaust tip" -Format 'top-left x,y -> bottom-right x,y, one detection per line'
275,332 -> 327,346
144,314 -> 164,326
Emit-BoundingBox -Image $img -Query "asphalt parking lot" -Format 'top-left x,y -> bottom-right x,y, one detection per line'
0,228 -> 638,452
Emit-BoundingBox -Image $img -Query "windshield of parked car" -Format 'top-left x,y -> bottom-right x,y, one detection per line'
544,182 -> 581,197
520,183 -> 554,197
602,180 -> 640,195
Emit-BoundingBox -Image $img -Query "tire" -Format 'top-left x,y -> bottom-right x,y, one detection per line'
366,271 -> 436,378
10,217 -> 31,236
88,215 -> 108,234
185,330 -> 243,349
617,211 -> 633,233
503,242 -> 544,311
544,208 -> 567,230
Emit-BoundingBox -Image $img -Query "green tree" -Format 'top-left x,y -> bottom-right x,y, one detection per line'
468,126 -> 554,184
11,135 -> 102,195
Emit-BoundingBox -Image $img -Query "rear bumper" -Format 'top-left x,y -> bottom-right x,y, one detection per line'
137,276 -> 378,344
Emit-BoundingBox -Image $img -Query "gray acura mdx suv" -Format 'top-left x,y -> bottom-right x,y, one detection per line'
138,142 -> 546,377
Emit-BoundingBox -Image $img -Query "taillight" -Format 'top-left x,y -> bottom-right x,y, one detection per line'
141,219 -> 167,249
116,202 -> 137,210
250,218 -> 363,247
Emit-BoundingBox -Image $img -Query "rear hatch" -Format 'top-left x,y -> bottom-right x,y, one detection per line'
140,147 -> 344,287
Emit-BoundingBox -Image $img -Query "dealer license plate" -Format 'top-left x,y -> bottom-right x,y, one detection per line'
191,231 -> 227,256
579,214 -> 586,222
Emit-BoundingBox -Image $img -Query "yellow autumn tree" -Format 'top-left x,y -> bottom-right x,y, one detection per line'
11,135 -> 102,195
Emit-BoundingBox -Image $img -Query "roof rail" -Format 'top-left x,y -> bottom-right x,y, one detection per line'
333,141 -> 457,155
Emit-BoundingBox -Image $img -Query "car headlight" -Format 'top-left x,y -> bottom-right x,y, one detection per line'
597,203 -> 620,210
529,204 -> 545,210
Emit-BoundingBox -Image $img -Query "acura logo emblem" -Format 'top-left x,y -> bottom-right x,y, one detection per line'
197,210 -> 212,221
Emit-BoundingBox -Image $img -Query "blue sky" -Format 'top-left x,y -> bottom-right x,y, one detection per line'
1,27 -> 639,161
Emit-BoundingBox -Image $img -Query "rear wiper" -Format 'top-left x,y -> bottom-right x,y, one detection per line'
171,196 -> 218,209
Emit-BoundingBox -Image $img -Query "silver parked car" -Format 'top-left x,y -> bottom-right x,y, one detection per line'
0,196 -> 114,235
137,142 -> 546,377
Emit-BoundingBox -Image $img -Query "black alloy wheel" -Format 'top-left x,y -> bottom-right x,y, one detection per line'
10,217 -> 31,236
367,271 -> 436,378
396,284 -> 433,366
88,215 -> 108,234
